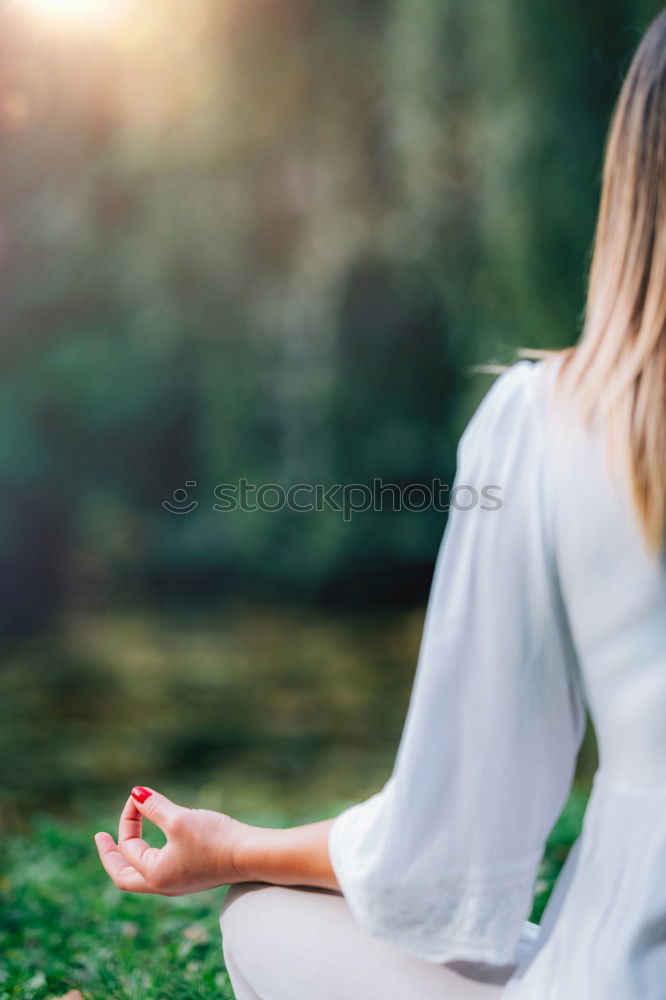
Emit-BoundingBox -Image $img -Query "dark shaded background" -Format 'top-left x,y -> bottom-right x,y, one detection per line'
1,0 -> 657,828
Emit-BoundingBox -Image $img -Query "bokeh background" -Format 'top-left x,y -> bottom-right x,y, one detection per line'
0,0 -> 659,848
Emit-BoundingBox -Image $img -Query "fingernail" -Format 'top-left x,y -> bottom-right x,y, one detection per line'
131,786 -> 152,803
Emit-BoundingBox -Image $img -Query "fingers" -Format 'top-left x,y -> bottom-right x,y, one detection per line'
129,786 -> 182,833
117,831 -> 163,880
117,796 -> 158,878
118,794 -> 143,845
112,785 -> 187,886
94,832 -> 153,894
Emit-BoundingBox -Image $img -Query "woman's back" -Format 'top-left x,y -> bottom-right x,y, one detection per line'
503,359 -> 666,999
550,373 -> 666,788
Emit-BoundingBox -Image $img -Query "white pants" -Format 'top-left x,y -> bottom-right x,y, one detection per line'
220,883 -> 521,1000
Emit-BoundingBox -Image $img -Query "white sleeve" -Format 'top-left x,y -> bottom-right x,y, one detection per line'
328,360 -> 586,965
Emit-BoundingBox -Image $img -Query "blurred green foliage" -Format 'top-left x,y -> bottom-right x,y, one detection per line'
0,606 -> 425,822
1,0 -> 661,628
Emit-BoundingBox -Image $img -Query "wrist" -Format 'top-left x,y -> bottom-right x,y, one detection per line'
228,819 -> 258,883
228,819 -> 338,890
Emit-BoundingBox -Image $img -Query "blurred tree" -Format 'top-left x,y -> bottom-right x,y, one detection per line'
0,0 -> 661,628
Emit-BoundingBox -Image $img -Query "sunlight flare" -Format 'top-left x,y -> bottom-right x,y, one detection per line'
20,0 -> 126,27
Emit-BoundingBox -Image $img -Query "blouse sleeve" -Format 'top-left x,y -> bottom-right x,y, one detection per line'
327,360 -> 586,965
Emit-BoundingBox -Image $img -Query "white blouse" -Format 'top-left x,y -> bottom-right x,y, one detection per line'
328,359 -> 666,998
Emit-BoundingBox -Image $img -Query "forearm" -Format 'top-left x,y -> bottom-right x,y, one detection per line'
232,818 -> 340,891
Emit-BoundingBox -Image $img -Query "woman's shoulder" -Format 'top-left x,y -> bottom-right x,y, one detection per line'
482,356 -> 558,411
458,358 -> 550,466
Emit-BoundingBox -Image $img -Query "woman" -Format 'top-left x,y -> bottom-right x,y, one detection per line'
95,10 -> 666,998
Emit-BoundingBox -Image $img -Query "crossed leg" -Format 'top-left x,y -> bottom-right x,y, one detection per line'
220,883 -> 521,1000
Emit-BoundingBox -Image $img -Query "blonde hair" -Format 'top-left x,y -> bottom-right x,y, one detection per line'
531,10 -> 666,555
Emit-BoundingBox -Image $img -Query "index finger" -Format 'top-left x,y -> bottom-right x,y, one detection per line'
119,794 -> 143,845
117,795 -> 162,879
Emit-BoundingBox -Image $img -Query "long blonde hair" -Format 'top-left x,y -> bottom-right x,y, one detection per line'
531,10 -> 666,555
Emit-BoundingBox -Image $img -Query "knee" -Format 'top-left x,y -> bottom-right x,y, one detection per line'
220,884 -> 259,997
220,882 -> 249,925
221,883 -> 291,999
220,882 -> 256,952
220,883 -> 283,966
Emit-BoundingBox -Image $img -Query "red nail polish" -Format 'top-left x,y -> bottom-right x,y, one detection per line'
131,786 -> 152,803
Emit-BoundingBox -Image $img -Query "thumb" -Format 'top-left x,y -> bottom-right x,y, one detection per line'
130,786 -> 182,832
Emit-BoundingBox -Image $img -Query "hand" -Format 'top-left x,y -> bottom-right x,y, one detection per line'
94,786 -> 247,895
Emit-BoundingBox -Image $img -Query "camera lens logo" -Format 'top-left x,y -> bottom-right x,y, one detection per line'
162,481 -> 198,514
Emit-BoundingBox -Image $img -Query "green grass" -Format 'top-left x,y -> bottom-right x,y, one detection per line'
529,784 -> 589,923
0,816 -> 233,1000
0,789 -> 589,999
